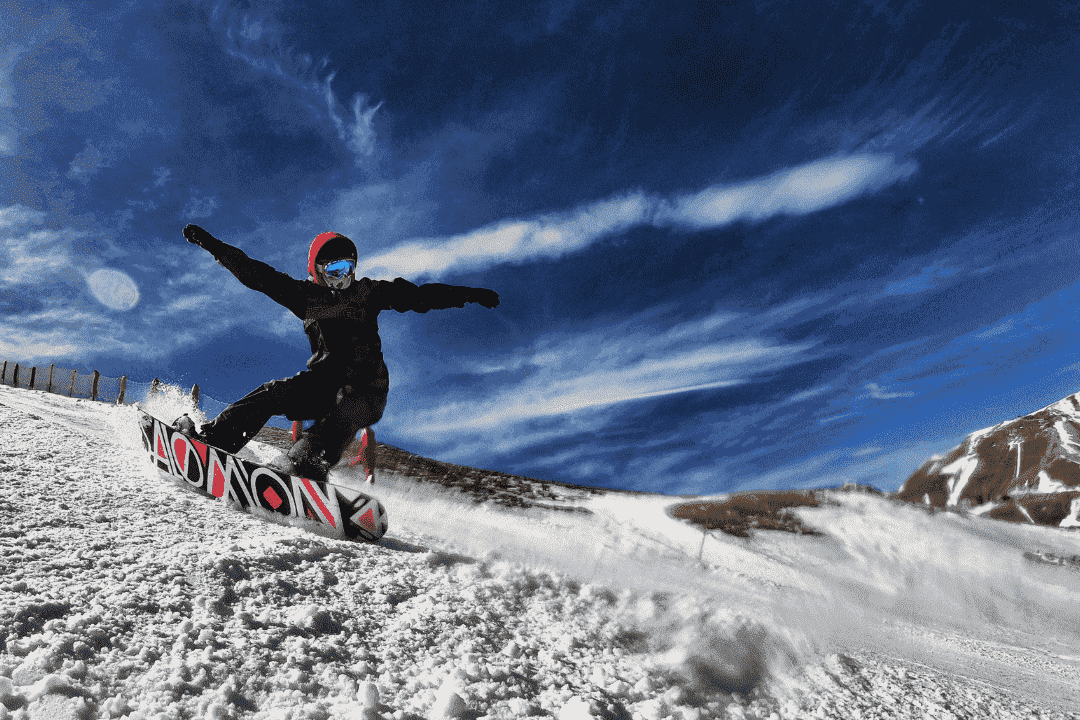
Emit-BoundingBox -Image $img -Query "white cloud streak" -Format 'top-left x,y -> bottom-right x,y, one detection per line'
398,308 -> 816,445
654,154 -> 917,228
0,299 -> 153,364
863,382 -> 915,400
359,154 -> 917,279
164,295 -> 214,314
0,211 -> 77,287
360,193 -> 653,278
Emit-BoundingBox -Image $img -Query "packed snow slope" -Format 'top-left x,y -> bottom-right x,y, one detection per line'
900,390 -> 1080,528
1,384 -> 1080,720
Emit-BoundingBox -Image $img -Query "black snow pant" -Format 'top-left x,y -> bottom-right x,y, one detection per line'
199,370 -> 387,471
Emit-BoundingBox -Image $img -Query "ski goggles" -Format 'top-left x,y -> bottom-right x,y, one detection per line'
319,259 -> 356,279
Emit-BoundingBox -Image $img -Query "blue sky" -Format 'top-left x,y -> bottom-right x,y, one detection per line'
4,0 -> 1080,495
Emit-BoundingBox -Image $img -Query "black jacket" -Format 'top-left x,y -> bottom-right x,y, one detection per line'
207,240 -> 486,388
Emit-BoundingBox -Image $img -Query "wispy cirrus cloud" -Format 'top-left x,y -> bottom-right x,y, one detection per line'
0,207 -> 74,287
210,3 -> 382,168
326,86 -> 382,160
429,343 -> 760,433
396,306 -> 817,451
863,382 -> 915,400
359,153 -> 917,279
0,298 -> 152,363
0,229 -> 72,285
879,259 -> 960,297
164,295 -> 214,315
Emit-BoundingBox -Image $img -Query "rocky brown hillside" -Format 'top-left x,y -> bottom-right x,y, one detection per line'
253,426 -> 607,513
896,392 -> 1080,527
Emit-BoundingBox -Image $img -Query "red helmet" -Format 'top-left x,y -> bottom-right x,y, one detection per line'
308,232 -> 358,286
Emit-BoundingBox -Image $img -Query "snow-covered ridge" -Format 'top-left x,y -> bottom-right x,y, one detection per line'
1,385 -> 1079,719
898,388 -> 1080,528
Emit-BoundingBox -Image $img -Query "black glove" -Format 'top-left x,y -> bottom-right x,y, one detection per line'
469,289 -> 500,309
183,224 -> 219,250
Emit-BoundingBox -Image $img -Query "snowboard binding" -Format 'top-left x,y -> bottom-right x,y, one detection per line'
291,421 -> 376,485
171,414 -> 202,440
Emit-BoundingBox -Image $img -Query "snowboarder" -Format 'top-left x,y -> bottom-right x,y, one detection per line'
172,224 -> 499,484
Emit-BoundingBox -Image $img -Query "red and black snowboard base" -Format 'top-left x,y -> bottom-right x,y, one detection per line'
137,407 -> 388,542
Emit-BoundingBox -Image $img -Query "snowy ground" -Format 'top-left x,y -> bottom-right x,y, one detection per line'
1,385 -> 1079,720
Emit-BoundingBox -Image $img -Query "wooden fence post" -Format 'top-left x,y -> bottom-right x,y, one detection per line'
91,370 -> 100,401
1,361 -> 7,385
28,366 -> 36,390
68,369 -> 77,397
191,384 -> 200,407
118,375 -> 127,404
47,364 -> 55,393
12,364 -> 18,388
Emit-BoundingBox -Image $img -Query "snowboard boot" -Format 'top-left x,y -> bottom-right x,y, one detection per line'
263,451 -> 329,482
283,436 -> 331,482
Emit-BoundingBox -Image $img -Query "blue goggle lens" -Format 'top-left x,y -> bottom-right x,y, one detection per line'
321,259 -> 355,278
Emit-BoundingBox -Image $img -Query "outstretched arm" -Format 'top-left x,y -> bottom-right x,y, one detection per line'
377,278 -> 500,313
182,224 -> 308,318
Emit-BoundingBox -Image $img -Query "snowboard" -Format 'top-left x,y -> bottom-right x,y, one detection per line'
136,407 -> 388,542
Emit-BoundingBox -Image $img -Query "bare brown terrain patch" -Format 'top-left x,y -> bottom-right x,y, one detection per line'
668,490 -> 825,538
667,484 -> 884,538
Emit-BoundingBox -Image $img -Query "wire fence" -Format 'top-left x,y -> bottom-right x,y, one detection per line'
0,360 -> 191,406
0,359 -> 292,429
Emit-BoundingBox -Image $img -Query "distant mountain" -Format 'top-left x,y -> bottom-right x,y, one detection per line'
896,392 -> 1080,528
